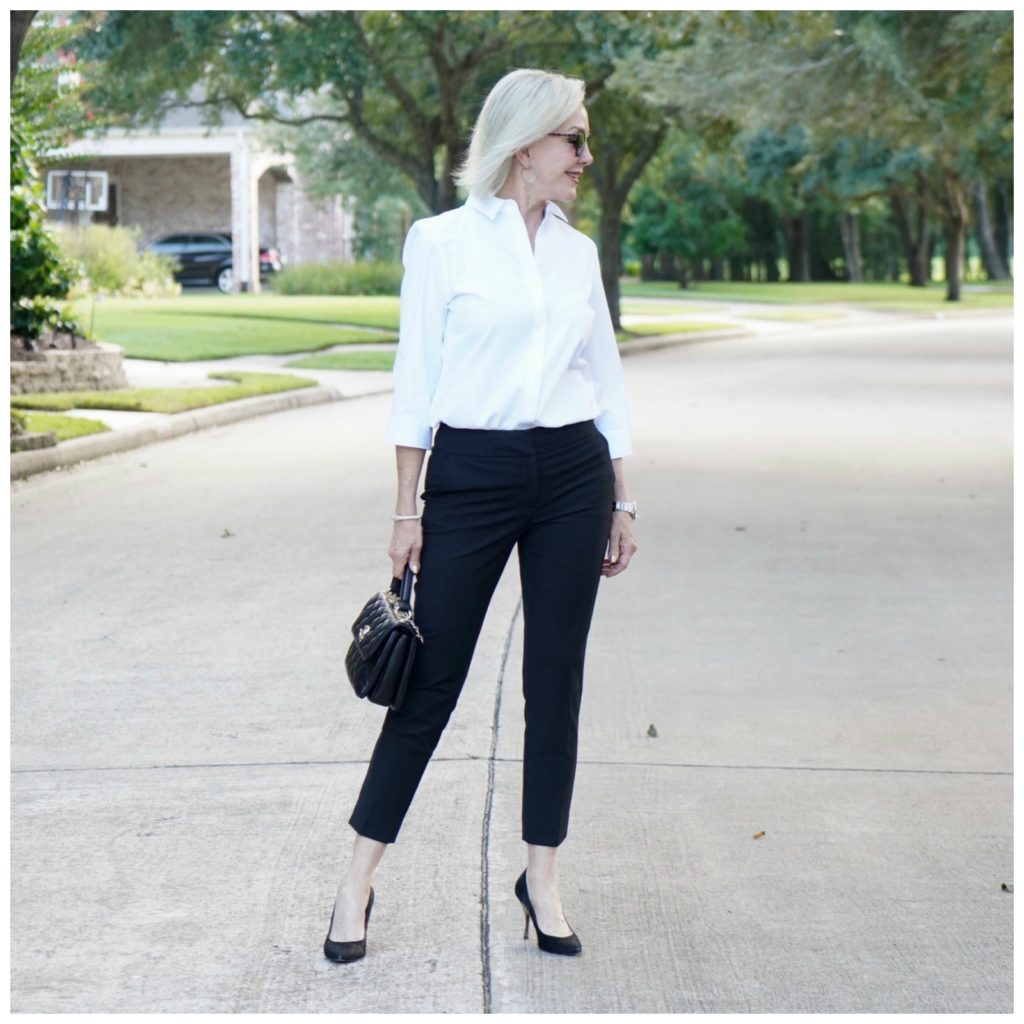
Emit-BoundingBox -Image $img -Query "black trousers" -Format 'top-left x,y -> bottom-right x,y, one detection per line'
348,417 -> 615,847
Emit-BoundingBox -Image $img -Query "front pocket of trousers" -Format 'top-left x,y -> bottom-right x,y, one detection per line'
424,450 -> 532,497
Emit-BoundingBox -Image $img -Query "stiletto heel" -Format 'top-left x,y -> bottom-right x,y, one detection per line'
514,869 -> 582,956
323,887 -> 374,963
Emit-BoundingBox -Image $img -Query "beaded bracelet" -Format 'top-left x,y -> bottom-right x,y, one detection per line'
393,514 -> 422,521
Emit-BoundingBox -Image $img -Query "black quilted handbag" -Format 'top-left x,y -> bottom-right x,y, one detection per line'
345,566 -> 423,711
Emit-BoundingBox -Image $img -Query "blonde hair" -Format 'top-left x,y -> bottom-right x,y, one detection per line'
453,68 -> 586,198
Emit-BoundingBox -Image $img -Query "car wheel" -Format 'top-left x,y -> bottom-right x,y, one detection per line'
216,266 -> 233,294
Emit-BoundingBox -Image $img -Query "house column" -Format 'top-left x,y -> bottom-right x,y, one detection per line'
229,135 -> 260,293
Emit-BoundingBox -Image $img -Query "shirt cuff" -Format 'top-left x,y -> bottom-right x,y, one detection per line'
598,425 -> 632,459
386,417 -> 433,450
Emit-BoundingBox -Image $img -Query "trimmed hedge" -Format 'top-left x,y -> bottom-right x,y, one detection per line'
272,260 -> 402,296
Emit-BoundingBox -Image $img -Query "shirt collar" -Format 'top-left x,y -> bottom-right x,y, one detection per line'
466,191 -> 569,224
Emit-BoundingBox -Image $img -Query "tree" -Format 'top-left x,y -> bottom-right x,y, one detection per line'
71,10 -> 693,325
10,11 -> 87,345
614,9 -> 1013,298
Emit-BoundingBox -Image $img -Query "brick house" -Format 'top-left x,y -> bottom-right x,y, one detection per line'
41,100 -> 354,292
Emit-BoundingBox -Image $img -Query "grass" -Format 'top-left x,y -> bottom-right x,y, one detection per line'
70,294 -> 399,362
620,279 -> 1013,310
10,371 -> 317,414
284,351 -> 396,371
21,411 -> 111,441
618,320 -> 737,338
64,281 -> 1010,365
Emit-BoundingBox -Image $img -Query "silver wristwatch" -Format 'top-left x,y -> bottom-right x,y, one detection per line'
612,500 -> 638,520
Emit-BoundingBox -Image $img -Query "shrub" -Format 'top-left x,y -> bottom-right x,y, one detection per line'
57,224 -> 180,298
10,116 -> 81,340
271,259 -> 402,296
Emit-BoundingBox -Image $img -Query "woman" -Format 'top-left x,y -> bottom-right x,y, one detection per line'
325,67 -> 638,962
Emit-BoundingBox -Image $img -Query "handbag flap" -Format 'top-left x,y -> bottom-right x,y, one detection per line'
351,591 -> 414,660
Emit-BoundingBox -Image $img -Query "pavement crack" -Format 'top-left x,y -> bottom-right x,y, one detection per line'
479,594 -> 521,1016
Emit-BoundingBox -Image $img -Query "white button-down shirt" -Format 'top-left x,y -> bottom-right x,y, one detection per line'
386,190 -> 633,458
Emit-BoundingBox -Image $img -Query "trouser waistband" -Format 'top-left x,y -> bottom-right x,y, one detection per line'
432,419 -> 599,455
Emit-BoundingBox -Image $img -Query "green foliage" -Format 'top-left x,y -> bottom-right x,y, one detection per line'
10,117 -> 81,340
11,409 -> 29,438
11,371 -> 317,415
21,411 -> 111,442
628,132 -> 749,278
71,294 -> 397,361
272,260 -> 403,297
284,350 -> 396,371
13,12 -> 112,154
55,224 -> 180,297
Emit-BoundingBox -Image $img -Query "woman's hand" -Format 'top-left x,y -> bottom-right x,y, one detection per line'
389,519 -> 423,578
390,445 -> 427,577
601,510 -> 637,577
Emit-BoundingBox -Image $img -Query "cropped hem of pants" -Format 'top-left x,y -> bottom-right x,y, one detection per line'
348,417 -> 615,847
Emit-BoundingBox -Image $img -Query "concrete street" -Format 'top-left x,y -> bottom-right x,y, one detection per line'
10,311 -> 1012,1012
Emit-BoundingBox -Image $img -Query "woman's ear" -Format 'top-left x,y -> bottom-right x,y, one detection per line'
513,145 -> 532,168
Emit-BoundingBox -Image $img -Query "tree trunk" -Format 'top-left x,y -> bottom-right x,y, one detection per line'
598,204 -> 623,329
891,190 -> 931,287
942,172 -> 971,301
838,210 -> 864,282
675,255 -> 688,288
784,213 -> 812,282
11,11 -> 36,89
972,175 -> 1010,280
993,177 -> 1012,272
639,253 -> 654,282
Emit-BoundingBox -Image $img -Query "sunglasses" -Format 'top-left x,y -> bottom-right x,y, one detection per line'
548,130 -> 591,158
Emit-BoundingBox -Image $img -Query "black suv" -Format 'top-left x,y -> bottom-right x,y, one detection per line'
147,233 -> 284,293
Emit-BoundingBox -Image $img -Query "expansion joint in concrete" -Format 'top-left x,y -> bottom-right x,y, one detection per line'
479,595 -> 522,1015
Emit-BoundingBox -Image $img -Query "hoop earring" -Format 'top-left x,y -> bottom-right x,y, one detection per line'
520,165 -> 537,185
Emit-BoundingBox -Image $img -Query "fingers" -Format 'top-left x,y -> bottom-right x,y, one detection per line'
389,521 -> 423,577
600,524 -> 637,577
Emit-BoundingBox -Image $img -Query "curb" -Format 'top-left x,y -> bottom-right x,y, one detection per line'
617,326 -> 754,356
10,384 -> 344,481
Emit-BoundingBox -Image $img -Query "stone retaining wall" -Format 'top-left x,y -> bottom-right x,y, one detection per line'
11,350 -> 129,394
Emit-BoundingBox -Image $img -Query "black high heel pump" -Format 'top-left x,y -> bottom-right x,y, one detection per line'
514,869 -> 582,956
323,887 -> 375,963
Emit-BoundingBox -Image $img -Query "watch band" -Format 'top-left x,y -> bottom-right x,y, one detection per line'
612,500 -> 638,520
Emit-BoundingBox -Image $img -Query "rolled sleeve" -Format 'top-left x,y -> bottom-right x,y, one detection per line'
584,240 -> 633,458
386,220 -> 448,449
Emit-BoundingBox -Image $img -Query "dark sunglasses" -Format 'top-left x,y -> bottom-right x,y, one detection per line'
548,130 -> 591,158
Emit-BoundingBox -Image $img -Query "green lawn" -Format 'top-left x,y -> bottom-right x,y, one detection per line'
285,351 -> 396,371
10,371 -> 317,414
64,283 -> 1009,365
21,411 -> 111,441
70,294 -> 398,361
619,320 -> 737,338
620,279 -> 1013,310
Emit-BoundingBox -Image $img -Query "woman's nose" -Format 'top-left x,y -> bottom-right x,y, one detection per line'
578,143 -> 594,166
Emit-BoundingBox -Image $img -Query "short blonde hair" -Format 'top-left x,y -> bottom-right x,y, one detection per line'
453,68 -> 586,198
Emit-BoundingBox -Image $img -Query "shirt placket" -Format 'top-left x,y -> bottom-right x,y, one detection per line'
515,214 -> 547,424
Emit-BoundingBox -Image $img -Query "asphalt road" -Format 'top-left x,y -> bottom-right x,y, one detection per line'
10,312 -> 1012,1012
